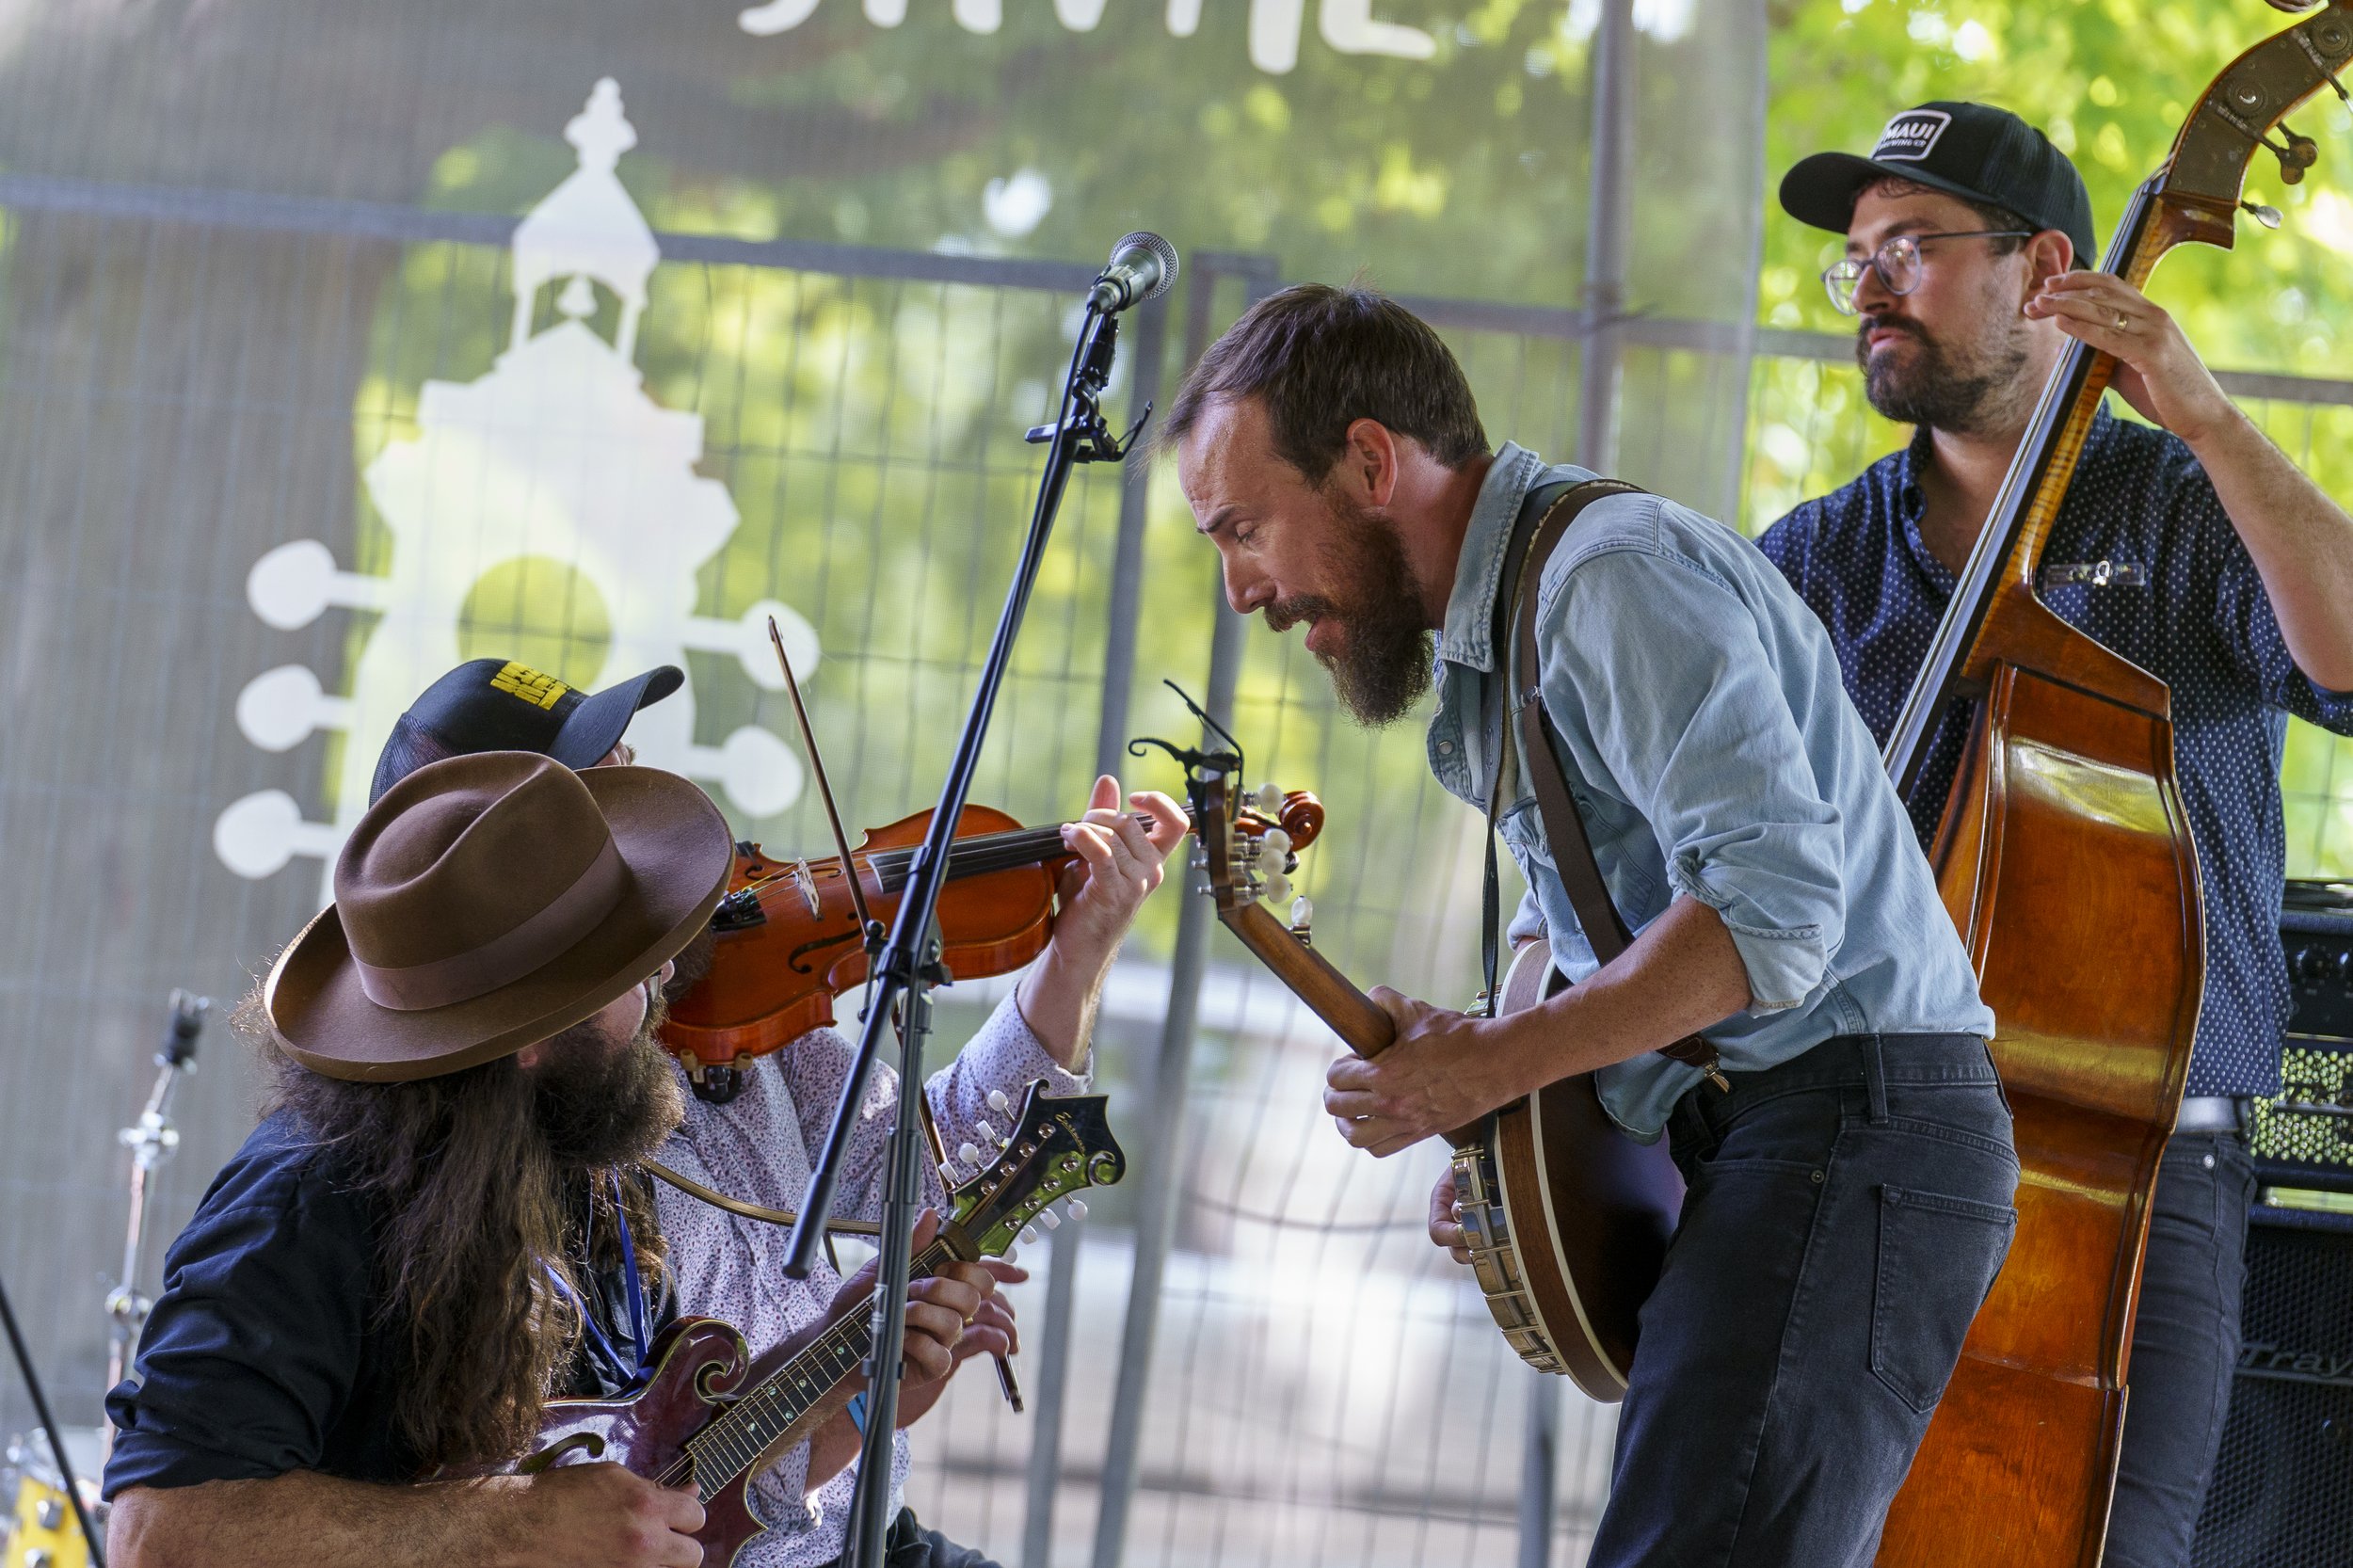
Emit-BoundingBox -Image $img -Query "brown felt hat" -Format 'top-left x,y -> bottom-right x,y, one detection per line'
265,751 -> 731,1082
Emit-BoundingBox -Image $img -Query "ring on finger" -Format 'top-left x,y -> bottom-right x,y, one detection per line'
2113,311 -> 2130,330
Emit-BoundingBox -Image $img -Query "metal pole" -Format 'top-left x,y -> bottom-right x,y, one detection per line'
1518,1377 -> 1561,1568
1717,0 -> 1771,529
1021,291 -> 1167,1568
1088,254 -> 1276,1568
1577,0 -> 1637,478
1088,592 -> 1246,1568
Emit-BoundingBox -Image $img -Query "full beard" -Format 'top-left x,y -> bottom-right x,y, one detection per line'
1857,312 -> 2034,437
1266,494 -> 1434,728
531,985 -> 684,1172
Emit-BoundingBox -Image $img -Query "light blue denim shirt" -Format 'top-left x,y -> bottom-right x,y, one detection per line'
1426,444 -> 1993,1138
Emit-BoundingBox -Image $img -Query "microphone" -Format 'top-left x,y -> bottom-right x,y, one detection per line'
1089,232 -> 1178,313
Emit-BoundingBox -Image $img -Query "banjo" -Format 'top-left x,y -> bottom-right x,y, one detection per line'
1134,661 -> 1685,1400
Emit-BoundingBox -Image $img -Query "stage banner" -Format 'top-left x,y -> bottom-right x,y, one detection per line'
0,0 -> 1765,1455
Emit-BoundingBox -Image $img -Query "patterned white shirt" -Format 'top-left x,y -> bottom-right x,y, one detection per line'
652,994 -> 1085,1564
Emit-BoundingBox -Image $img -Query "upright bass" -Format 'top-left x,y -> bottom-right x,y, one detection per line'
1878,6 -> 2352,1564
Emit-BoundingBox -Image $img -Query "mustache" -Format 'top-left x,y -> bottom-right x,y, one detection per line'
1263,595 -> 1340,636
1858,313 -> 1927,347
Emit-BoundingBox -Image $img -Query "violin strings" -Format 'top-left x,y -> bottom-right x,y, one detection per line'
739,813 -> 1156,915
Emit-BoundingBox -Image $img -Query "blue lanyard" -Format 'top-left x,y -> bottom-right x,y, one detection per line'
549,1170 -> 650,1380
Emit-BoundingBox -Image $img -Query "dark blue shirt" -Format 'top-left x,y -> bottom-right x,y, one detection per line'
1758,408 -> 2353,1097
103,1110 -> 668,1495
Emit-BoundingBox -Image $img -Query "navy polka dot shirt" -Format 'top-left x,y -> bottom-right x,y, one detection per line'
1759,406 -> 2353,1096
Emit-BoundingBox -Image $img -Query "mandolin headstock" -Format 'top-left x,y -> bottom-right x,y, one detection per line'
2154,0 -> 2352,248
941,1082 -> 1124,1259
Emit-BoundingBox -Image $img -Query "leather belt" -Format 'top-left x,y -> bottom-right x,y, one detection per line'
2174,1096 -> 2246,1134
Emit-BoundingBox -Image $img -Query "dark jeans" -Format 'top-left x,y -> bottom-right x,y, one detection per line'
2104,1131 -> 2255,1568
823,1510 -> 1002,1568
1588,1033 -> 2020,1568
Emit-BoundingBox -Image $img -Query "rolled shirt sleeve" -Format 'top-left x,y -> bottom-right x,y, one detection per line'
1538,540 -> 1848,1012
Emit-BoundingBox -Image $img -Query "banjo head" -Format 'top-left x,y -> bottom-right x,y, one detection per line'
1452,937 -> 1687,1399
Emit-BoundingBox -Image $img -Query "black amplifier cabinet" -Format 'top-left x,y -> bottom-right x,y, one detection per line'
2189,1205 -> 2353,1568
2190,884 -> 2353,1568
2247,882 -> 2353,1194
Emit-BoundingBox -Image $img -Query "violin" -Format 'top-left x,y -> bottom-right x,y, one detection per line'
660,792 -> 1324,1077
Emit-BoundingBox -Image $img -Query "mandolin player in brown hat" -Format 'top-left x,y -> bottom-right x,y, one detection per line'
98,752 -> 1003,1568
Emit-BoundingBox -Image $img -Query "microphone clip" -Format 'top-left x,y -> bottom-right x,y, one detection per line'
1024,402 -> 1152,463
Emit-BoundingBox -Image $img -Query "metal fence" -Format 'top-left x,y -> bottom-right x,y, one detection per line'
4,170 -> 2352,1568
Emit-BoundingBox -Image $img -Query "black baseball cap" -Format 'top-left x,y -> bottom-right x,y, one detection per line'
369,658 -> 682,804
1781,102 -> 2096,266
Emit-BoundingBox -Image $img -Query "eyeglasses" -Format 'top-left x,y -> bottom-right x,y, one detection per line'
1820,230 -> 2035,315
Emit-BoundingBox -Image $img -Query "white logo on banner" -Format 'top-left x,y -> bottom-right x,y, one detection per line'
736,0 -> 1437,74
217,79 -> 815,903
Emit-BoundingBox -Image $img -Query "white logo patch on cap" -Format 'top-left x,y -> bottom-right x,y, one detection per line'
1873,109 -> 1952,164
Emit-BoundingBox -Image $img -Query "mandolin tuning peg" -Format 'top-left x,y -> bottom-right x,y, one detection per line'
1038,1207 -> 1061,1230
987,1089 -> 1011,1113
958,1142 -> 983,1167
2242,200 -> 2283,230
1001,1241 -> 1019,1265
974,1120 -> 996,1144
1252,783 -> 1284,814
1067,1198 -> 1088,1222
1020,1225 -> 1039,1245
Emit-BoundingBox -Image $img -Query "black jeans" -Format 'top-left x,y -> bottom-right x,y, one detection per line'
1588,1033 -> 2020,1568
2104,1130 -> 2255,1568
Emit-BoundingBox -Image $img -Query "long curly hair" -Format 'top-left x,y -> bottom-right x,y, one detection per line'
238,987 -> 673,1472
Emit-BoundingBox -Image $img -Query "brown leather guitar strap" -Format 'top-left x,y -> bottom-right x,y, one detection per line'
1483,478 -> 1727,1089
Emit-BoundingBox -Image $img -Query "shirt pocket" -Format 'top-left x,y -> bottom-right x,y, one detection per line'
1498,793 -> 1662,915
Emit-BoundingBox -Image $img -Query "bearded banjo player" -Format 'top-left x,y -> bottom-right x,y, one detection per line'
1170,284 -> 2015,1565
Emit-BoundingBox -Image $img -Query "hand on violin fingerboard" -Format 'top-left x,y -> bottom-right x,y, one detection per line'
1015,775 -> 1189,1064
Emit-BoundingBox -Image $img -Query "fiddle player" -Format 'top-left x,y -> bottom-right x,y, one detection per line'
1170,284 -> 2015,1566
1763,104 -> 2353,1568
364,658 -> 1187,1567
102,687 -> 1181,1568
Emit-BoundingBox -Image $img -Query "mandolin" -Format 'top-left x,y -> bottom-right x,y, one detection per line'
501,1084 -> 1123,1568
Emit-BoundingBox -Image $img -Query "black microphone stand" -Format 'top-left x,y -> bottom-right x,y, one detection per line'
782,275 -> 1151,1568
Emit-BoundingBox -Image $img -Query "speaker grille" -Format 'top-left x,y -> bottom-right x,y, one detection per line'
2191,1215 -> 2353,1567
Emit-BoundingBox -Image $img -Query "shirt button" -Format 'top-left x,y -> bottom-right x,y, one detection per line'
1437,741 -> 1454,755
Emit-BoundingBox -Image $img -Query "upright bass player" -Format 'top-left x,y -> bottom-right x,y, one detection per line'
1764,102 -> 2353,1568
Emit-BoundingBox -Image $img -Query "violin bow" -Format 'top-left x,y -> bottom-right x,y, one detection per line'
763,617 -> 1024,1411
768,616 -> 881,943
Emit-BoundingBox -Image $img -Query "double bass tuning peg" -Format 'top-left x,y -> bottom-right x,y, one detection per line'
2263,124 -> 2319,184
2242,200 -> 2284,230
